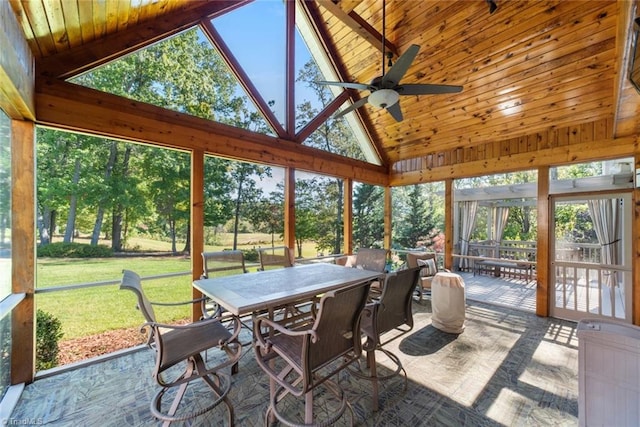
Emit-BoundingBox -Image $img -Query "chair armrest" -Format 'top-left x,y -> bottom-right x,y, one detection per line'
149,296 -> 207,307
254,316 -> 318,347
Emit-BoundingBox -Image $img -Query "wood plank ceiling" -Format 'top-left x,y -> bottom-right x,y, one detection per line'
8,0 -> 640,170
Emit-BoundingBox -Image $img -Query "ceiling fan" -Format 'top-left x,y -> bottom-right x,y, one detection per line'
317,1 -> 462,122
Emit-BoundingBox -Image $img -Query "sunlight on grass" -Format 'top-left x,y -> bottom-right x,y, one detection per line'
36,234 -> 322,342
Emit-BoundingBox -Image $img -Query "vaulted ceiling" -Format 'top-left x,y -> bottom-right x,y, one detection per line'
8,0 -> 640,174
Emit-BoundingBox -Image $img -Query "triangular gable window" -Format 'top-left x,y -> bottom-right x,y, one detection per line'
69,0 -> 380,164
69,27 -> 273,136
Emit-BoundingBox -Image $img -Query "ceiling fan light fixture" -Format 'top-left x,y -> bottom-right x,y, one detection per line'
368,89 -> 400,109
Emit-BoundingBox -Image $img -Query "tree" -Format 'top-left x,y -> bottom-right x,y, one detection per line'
228,162 -> 271,250
295,60 -> 365,253
395,185 -> 440,249
353,183 -> 384,248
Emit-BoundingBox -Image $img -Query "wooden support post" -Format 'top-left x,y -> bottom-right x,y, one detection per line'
444,179 -> 454,271
384,186 -> 392,251
633,154 -> 640,326
11,119 -> 36,384
536,166 -> 550,317
191,149 -> 204,321
343,178 -> 353,255
284,168 -> 296,252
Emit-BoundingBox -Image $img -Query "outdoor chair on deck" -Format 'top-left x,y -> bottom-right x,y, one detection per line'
253,280 -> 371,426
200,250 -> 247,319
120,270 -> 242,426
357,267 -> 421,411
336,248 -> 388,296
258,246 -> 294,271
406,252 -> 442,302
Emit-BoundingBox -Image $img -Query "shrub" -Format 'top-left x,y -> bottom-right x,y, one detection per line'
37,242 -> 113,258
242,248 -> 258,262
36,309 -> 64,370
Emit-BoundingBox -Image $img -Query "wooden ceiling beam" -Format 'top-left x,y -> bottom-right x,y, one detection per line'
37,0 -> 250,79
300,0 -> 388,165
35,78 -> 389,186
315,0 -> 397,57
200,20 -> 288,139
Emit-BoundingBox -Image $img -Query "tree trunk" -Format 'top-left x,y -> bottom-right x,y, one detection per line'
63,157 -> 81,243
49,209 -> 57,241
112,146 -> 132,252
183,221 -> 190,253
232,180 -> 243,251
91,142 -> 118,245
38,206 -> 51,245
170,218 -> 177,254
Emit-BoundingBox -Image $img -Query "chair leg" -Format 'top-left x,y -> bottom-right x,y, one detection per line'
151,355 -> 233,425
368,350 -> 379,412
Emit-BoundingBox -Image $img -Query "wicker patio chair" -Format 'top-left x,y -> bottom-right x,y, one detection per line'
253,279 -> 372,426
357,267 -> 421,411
258,245 -> 294,271
406,252 -> 441,302
120,270 -> 242,426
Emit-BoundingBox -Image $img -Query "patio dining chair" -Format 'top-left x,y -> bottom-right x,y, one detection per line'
356,267 -> 421,411
258,245 -> 294,271
200,250 -> 248,319
120,270 -> 242,426
253,279 -> 371,426
406,252 -> 441,302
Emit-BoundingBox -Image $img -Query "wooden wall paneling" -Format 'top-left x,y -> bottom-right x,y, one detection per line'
42,0 -> 70,53
13,0 -> 57,57
105,1 -> 120,35
11,119 -> 36,384
59,0 -> 82,49
581,122 -> 594,143
568,125 -> 580,145
389,136 -> 639,186
536,165 -> 550,317
190,149 -> 204,321
595,116 -> 610,140
36,1 -> 244,78
557,126 -> 569,147
0,0 -> 35,120
76,0 -> 95,43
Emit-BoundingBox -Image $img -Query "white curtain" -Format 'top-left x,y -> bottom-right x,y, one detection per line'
587,198 -> 621,286
458,201 -> 478,270
491,206 -> 510,243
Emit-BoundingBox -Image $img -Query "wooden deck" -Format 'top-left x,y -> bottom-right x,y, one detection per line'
459,271 -> 536,313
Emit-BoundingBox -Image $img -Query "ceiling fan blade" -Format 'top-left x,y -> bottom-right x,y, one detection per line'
380,44 -> 420,88
397,83 -> 463,95
335,97 -> 369,118
316,81 -> 371,91
386,102 -> 403,122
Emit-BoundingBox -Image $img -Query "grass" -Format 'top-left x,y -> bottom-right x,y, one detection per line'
36,234 -> 320,340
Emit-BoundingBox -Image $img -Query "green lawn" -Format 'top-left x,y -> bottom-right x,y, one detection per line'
36,234 -> 319,340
